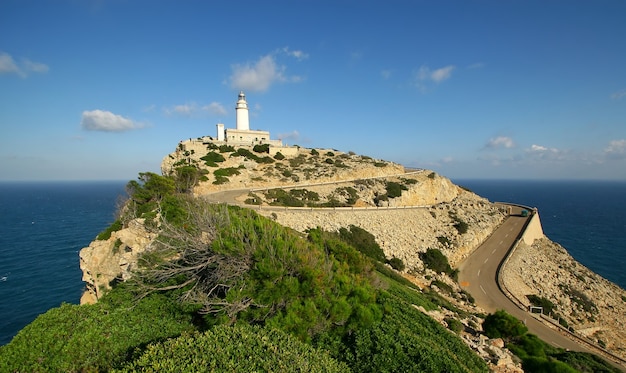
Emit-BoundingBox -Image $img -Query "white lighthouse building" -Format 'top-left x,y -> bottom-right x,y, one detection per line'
215,91 -> 282,147
235,91 -> 250,131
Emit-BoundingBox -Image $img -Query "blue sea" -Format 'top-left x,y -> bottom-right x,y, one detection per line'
0,180 -> 625,346
455,179 -> 626,292
0,181 -> 127,346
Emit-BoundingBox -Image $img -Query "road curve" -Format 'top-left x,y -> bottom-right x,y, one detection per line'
458,209 -> 593,353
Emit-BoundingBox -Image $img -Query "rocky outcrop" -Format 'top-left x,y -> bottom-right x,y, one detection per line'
501,238 -> 626,360
79,218 -> 156,304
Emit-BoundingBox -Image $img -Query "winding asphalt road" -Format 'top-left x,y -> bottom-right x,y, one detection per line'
458,208 -> 593,352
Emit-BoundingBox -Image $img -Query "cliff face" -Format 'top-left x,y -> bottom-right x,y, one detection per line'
79,219 -> 156,304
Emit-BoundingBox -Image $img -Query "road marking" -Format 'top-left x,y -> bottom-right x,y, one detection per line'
505,233 -> 509,237
491,249 -> 496,254
477,270 -> 481,277
484,258 -> 489,264
499,240 -> 503,245
480,285 -> 487,294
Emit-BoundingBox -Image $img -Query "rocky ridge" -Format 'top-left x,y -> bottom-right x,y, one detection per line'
79,143 -> 626,371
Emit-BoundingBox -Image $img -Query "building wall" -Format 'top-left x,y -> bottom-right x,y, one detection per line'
269,146 -> 299,157
216,123 -> 225,142
521,211 -> 545,245
225,129 -> 282,146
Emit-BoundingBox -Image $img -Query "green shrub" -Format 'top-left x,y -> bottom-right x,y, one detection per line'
431,280 -> 454,296
213,176 -> 229,185
445,317 -> 464,333
310,149 -> 319,156
174,165 -> 204,193
482,310 -> 528,340
330,289 -> 488,373
274,152 -> 285,160
450,214 -> 469,234
437,236 -> 451,246
336,186 -> 359,205
214,167 -> 241,177
428,172 -> 436,179
253,144 -> 270,153
200,151 -> 225,166
420,248 -> 453,276
97,219 -> 123,240
219,144 -> 235,153
117,325 -> 350,373
526,295 -> 556,315
325,158 -> 334,164
0,291 -> 195,372
385,181 -> 408,198
387,257 -> 405,271
325,151 -> 335,157
265,188 -> 305,207
338,225 -> 386,263
373,162 -> 387,167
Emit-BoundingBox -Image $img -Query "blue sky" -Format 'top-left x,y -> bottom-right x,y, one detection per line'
1,1 -> 625,181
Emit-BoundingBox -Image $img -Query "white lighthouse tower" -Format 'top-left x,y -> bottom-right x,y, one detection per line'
235,91 -> 250,131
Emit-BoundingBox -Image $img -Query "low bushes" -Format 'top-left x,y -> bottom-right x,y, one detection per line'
0,291 -> 196,372
200,151 -> 225,166
482,310 -> 619,372
117,325 -> 350,373
420,248 -> 456,279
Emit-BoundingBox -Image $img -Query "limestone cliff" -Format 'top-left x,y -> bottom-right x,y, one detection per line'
79,218 -> 156,304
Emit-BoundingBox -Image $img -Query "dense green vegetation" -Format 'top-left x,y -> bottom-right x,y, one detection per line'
420,248 -> 457,280
483,310 -> 620,373
233,147 -> 274,164
0,172 -> 488,372
200,151 -> 226,167
116,325 -> 349,373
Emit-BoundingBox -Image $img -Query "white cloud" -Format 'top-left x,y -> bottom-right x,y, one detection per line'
164,101 -> 228,117
277,130 -> 300,141
282,47 -> 309,61
485,136 -> 515,149
417,64 -> 455,83
610,89 -> 626,100
0,52 -> 49,77
172,103 -> 196,115
229,54 -> 303,92
525,144 -> 567,161
0,53 -> 20,74
604,139 -> 626,159
81,110 -> 141,132
202,102 -> 227,116
22,58 -> 49,73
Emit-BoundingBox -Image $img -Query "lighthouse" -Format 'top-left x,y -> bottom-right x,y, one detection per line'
235,91 -> 250,131
214,91 -> 282,147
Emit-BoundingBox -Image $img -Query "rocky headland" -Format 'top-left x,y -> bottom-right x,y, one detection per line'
79,142 -> 626,371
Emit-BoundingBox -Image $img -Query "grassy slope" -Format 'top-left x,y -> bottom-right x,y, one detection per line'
0,199 -> 487,372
